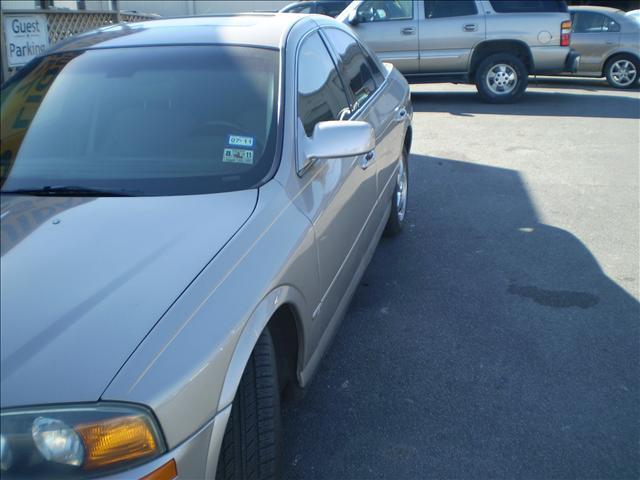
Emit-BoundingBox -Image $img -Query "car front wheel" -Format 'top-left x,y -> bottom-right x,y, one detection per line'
216,328 -> 282,480
475,53 -> 528,104
605,55 -> 639,89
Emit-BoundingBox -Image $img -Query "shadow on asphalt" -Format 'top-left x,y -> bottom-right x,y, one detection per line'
282,155 -> 639,479
411,89 -> 640,119
528,76 -> 634,92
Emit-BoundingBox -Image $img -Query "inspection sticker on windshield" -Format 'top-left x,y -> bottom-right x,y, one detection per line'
223,148 -> 254,165
228,135 -> 255,148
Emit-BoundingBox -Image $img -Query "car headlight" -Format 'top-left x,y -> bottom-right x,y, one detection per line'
0,403 -> 166,478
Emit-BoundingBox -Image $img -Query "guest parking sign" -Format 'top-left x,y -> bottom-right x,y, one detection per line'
3,15 -> 49,67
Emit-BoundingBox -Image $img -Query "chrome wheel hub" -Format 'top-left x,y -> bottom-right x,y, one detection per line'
486,64 -> 518,95
610,60 -> 637,87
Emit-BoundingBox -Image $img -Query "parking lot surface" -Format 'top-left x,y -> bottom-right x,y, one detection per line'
282,79 -> 640,479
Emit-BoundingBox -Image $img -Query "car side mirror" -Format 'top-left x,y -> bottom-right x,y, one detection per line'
347,9 -> 360,25
305,121 -> 374,163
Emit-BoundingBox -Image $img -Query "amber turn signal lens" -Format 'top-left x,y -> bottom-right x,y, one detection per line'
561,20 -> 572,30
140,459 -> 178,480
75,415 -> 159,470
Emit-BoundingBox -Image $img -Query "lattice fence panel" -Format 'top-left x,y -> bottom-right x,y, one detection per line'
44,11 -> 155,45
46,12 -> 117,44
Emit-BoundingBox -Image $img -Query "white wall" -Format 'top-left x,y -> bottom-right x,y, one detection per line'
1,0 -> 37,9
84,0 -> 114,10
117,0 -> 290,17
118,0 -> 189,16
194,0 -> 290,14
1,0 -> 292,15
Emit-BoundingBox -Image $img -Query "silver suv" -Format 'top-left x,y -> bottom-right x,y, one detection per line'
339,0 -> 580,103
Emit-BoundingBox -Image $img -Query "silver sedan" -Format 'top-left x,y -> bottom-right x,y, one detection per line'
568,6 -> 640,88
0,13 -> 412,480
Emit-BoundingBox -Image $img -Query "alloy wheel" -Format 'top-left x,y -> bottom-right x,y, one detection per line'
486,64 -> 518,95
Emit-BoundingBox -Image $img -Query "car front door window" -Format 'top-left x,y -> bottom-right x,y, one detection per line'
296,31 -> 351,170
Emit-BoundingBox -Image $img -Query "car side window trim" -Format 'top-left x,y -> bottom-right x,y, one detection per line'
319,27 -> 389,117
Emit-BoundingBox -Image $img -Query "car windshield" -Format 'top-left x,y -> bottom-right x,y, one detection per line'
1,46 -> 280,196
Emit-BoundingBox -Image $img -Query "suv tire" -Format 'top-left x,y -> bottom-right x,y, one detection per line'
475,53 -> 528,104
604,54 -> 639,89
216,328 -> 282,480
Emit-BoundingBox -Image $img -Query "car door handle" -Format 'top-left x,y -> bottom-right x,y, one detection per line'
395,107 -> 407,122
463,24 -> 478,32
359,150 -> 376,170
401,27 -> 415,35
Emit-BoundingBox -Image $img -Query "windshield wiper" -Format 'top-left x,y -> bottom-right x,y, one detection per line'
0,185 -> 141,197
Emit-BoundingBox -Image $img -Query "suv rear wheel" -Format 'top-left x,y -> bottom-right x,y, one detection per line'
475,53 -> 528,104
604,54 -> 639,89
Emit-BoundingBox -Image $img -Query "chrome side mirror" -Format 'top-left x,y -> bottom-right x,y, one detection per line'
304,121 -> 374,163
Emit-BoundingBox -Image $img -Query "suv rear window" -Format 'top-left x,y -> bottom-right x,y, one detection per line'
489,0 -> 567,13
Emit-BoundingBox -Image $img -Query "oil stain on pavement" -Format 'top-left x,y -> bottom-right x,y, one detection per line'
507,284 -> 600,309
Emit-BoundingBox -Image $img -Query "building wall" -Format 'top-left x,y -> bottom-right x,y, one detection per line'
117,0 -> 290,16
1,0 -> 38,9
0,0 -> 292,14
118,0 -> 190,16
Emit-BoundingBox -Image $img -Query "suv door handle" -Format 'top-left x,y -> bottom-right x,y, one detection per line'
401,27 -> 415,35
463,24 -> 478,32
395,107 -> 407,122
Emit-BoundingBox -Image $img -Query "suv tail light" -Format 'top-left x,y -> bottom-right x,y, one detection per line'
561,20 -> 571,46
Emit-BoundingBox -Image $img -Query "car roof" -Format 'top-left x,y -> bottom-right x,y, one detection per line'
568,5 -> 624,15
48,14 -> 311,54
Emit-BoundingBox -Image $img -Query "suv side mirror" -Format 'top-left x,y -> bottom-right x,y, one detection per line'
304,121 -> 374,162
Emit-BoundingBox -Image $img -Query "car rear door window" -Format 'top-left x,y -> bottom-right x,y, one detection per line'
603,16 -> 621,32
323,28 -> 379,109
573,12 -> 607,33
297,32 -> 351,139
424,0 -> 477,18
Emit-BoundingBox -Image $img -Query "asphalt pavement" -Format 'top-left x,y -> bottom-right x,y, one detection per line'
282,78 -> 640,479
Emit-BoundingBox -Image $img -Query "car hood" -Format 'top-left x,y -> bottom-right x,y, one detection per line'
0,191 -> 257,408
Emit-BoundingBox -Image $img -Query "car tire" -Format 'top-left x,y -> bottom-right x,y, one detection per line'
216,328 -> 282,480
384,148 -> 409,237
604,54 -> 639,89
475,53 -> 528,104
